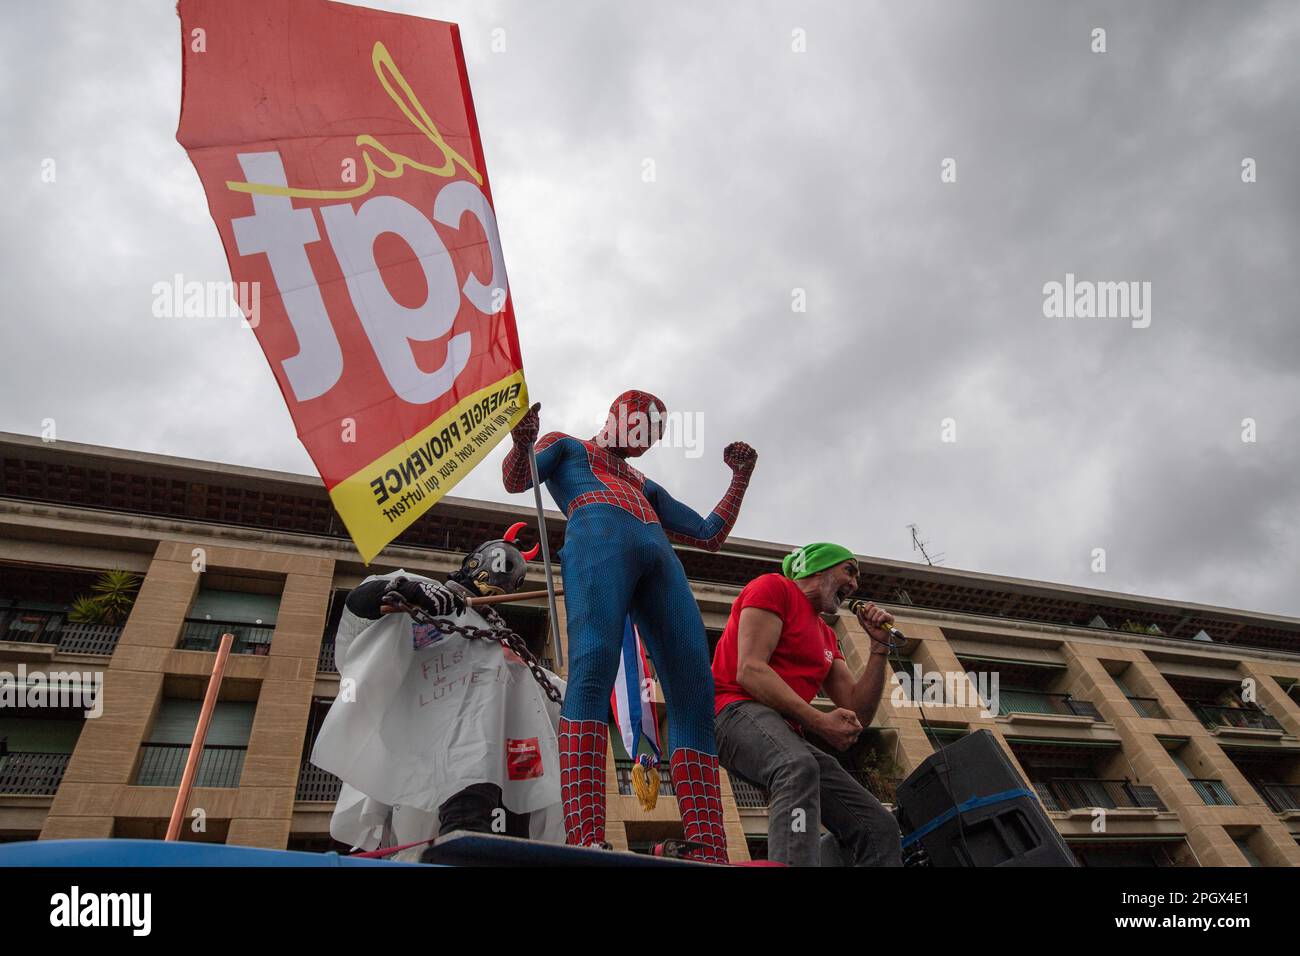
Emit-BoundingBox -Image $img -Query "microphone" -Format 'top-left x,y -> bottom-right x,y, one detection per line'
848,599 -> 907,646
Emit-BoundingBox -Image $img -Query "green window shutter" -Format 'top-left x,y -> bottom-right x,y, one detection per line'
189,589 -> 280,626
0,718 -> 83,753
149,699 -> 255,746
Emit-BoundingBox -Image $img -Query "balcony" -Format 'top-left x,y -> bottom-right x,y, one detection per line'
998,690 -> 1101,722
1125,696 -> 1166,719
0,607 -> 122,656
1188,778 -> 1235,806
0,751 -> 71,796
55,622 -> 124,655
134,743 -> 246,788
614,759 -> 675,798
1193,703 -> 1283,735
0,607 -> 64,644
1253,782 -> 1300,814
295,761 -> 343,802
729,776 -> 769,809
178,619 -> 274,656
1033,777 -> 1167,812
317,637 -> 338,674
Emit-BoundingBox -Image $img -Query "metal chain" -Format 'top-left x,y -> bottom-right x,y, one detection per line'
383,593 -> 563,703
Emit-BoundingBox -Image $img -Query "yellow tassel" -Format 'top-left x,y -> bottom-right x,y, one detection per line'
632,761 -> 659,812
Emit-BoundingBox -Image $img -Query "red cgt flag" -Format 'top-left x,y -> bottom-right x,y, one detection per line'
176,0 -> 528,562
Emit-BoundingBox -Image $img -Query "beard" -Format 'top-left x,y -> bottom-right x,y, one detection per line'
817,579 -> 844,614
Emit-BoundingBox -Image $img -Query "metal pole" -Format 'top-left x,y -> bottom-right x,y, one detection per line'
467,587 -> 564,607
166,631 -> 233,841
528,444 -> 564,669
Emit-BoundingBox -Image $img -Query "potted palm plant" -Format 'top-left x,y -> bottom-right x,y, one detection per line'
67,570 -> 141,626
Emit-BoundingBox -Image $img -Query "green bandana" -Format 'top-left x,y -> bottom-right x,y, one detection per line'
782,542 -> 856,580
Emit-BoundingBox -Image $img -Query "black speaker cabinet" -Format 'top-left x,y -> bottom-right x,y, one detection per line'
894,729 -> 1077,867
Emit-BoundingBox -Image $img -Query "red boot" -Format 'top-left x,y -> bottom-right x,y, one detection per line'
669,748 -> 729,864
558,718 -> 609,848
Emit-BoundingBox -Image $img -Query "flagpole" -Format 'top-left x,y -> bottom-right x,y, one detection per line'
466,587 -> 564,607
528,443 -> 564,669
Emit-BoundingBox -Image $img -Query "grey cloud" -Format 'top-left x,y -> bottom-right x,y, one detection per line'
1,0 -> 1296,616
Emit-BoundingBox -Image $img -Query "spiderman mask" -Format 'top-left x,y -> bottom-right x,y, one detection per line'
594,390 -> 667,458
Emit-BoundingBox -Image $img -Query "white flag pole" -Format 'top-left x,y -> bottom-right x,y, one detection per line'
528,443 -> 564,669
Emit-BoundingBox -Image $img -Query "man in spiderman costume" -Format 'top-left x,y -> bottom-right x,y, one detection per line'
502,390 -> 757,863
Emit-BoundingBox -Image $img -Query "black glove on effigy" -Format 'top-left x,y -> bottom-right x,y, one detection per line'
385,576 -> 467,618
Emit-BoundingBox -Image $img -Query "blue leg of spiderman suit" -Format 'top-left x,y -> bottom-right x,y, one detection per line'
503,390 -> 757,862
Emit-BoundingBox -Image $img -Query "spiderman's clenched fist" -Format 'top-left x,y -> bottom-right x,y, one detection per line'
723,441 -> 758,476
511,402 -> 541,447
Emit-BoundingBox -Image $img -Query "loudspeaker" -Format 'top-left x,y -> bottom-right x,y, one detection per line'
893,729 -> 1077,867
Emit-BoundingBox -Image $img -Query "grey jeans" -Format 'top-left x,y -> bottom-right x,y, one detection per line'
716,700 -> 903,867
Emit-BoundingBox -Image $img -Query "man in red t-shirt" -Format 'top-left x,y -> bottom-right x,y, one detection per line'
712,542 -> 902,866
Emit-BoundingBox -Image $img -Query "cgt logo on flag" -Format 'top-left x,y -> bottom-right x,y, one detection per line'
177,0 -> 529,562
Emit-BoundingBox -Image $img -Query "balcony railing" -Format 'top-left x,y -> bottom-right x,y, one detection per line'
295,761 -> 343,802
1126,696 -> 1165,719
0,607 -> 64,644
1255,782 -> 1300,814
1033,777 -> 1167,812
317,637 -> 338,673
1188,778 -> 1235,806
0,751 -> 71,796
0,607 -> 123,656
1193,704 -> 1283,733
56,622 -> 124,656
613,759 -> 675,797
179,619 -> 274,656
729,776 -> 769,809
135,743 -> 246,788
998,690 -> 1101,720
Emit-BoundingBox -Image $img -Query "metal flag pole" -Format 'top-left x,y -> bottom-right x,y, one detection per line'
166,631 -> 233,841
467,587 -> 564,608
528,443 -> 564,669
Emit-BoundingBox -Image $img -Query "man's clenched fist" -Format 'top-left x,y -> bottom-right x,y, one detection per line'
814,707 -> 863,751
723,441 -> 758,476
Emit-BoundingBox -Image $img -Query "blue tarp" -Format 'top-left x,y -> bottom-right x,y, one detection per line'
0,839 -> 420,867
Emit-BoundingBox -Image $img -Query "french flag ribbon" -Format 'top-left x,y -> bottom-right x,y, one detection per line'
610,617 -> 661,763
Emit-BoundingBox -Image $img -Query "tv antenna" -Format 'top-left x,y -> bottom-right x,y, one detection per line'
907,524 -> 945,566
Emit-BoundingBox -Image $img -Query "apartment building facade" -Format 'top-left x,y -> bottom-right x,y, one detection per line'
1,431 -> 1298,865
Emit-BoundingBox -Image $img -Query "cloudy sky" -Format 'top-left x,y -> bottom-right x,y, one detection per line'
2,0 -> 1297,616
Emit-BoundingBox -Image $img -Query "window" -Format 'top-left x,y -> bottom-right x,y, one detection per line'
135,699 -> 254,788
0,717 -> 82,754
1232,835 -> 1263,867
181,582 -> 281,655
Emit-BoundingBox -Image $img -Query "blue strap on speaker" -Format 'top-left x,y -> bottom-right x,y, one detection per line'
900,787 -> 1035,848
